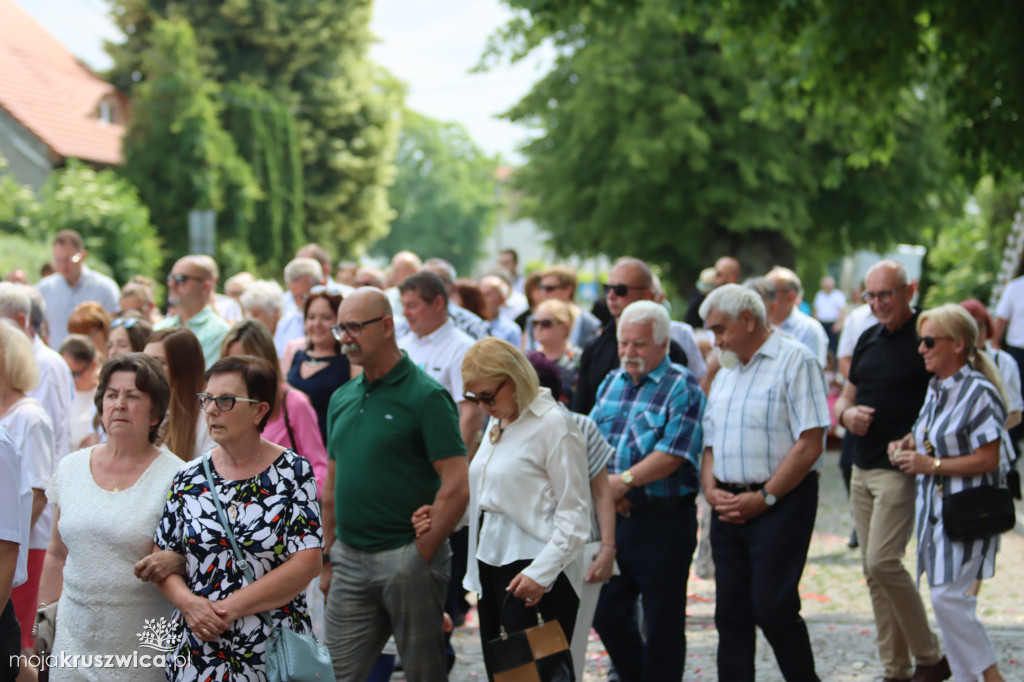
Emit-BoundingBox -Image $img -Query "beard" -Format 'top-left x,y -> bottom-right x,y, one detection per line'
718,349 -> 740,369
620,356 -> 646,374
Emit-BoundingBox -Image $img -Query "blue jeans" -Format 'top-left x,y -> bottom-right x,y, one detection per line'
593,496 -> 697,682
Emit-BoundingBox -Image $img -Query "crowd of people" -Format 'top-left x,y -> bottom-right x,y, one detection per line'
0,229 -> 1018,682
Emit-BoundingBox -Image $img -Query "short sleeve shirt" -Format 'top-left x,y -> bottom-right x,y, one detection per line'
995,276 -> 1024,346
848,312 -> 931,469
327,352 -> 466,551
154,306 -> 232,370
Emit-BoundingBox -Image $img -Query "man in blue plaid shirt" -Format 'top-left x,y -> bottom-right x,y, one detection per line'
589,301 -> 705,682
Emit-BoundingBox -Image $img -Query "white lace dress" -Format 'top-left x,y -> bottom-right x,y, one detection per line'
46,447 -> 184,680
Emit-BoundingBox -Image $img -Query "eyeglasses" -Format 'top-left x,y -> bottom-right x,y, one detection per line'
330,316 -> 385,340
533,318 -> 559,329
537,284 -> 563,292
603,283 -> 646,297
167,273 -> 206,286
917,335 -> 952,349
463,378 -> 507,406
196,394 -> 261,411
861,286 -> 907,304
111,317 -> 139,329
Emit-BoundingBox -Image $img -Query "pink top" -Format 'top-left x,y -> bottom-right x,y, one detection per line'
263,384 -> 327,497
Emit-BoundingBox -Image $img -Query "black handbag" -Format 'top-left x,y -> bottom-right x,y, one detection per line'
484,593 -> 574,682
941,484 -> 1016,542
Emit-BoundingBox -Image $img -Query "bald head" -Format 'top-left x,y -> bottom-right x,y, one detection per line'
713,257 -> 741,286
390,251 -> 422,286
341,286 -> 392,319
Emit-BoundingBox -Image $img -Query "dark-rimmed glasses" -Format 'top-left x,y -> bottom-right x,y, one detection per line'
330,316 -> 384,340
167,273 -> 206,287
463,378 -> 507,406
917,335 -> 952,349
197,394 -> 261,411
861,286 -> 907,304
603,283 -> 646,297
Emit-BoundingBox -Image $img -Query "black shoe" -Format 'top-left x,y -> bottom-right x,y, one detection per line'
848,529 -> 858,548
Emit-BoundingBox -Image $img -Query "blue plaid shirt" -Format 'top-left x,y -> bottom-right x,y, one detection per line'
589,356 -> 705,499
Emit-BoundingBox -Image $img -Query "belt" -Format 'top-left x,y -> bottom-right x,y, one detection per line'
716,480 -> 766,495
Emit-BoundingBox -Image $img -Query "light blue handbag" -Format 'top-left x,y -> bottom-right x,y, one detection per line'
202,454 -> 336,682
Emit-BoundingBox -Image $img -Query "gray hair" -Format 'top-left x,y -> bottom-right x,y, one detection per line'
240,280 -> 285,316
284,257 -> 323,285
423,258 -> 457,286
618,301 -> 671,346
700,283 -> 767,326
767,266 -> 803,298
743,276 -> 777,307
0,282 -> 31,322
24,286 -> 46,333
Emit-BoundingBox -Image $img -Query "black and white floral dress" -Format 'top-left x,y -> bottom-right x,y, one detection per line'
154,449 -> 323,681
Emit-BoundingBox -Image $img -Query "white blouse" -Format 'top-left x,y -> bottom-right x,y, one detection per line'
464,389 -> 590,597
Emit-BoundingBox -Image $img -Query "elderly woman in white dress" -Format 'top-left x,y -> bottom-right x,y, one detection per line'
38,353 -> 183,681
888,304 -> 1012,682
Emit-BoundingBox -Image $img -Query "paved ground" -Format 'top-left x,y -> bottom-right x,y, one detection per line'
437,450 -> 1024,681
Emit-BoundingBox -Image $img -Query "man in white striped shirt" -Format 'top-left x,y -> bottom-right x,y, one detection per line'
699,284 -> 830,681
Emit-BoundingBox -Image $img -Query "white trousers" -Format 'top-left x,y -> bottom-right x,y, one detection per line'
929,554 -> 997,682
570,541 -> 617,682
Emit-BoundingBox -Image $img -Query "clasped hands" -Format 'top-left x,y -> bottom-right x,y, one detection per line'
886,434 -> 936,475
705,487 -> 768,524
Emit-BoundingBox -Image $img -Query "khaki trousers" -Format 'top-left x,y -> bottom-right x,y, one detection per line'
851,465 -> 940,679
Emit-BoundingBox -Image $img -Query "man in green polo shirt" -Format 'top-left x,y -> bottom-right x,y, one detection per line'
321,287 -> 468,682
153,255 -> 232,369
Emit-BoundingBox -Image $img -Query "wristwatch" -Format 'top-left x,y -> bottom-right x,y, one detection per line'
760,487 -> 777,506
620,470 -> 636,488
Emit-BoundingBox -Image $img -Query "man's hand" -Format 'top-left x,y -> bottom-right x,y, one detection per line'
320,560 -> 332,596
712,491 -> 769,524
134,550 -> 186,583
842,405 -> 875,436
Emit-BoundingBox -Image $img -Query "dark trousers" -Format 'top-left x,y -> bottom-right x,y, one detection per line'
0,599 -> 20,682
839,431 -> 855,494
593,496 -> 697,682
1003,344 -> 1024,461
711,474 -> 820,682
477,560 -> 579,681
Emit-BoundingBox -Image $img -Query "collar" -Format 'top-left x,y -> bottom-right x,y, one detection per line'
933,364 -> 969,391
362,351 -> 414,388
877,309 -> 919,338
414,318 -> 454,342
739,329 -> 781,366
617,354 -> 672,387
524,388 -> 558,418
181,305 -> 216,326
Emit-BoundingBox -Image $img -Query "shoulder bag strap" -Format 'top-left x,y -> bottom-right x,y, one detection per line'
281,388 -> 297,451
201,453 -> 275,631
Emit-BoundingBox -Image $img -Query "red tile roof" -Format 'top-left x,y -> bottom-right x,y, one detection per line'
0,0 -> 124,166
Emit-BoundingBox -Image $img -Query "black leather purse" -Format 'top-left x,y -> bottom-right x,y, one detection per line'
925,437 -> 1017,542
485,593 -> 575,682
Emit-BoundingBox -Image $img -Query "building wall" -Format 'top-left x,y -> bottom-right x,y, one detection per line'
0,107 -> 52,191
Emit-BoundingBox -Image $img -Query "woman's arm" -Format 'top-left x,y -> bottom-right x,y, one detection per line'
286,390 -> 329,496
37,506 -> 67,606
584,471 -> 616,583
895,439 -> 1001,477
216,548 -> 322,622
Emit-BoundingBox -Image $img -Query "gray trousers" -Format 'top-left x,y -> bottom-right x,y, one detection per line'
325,540 -> 451,682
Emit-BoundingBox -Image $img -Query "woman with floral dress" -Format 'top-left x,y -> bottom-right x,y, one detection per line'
149,355 -> 323,681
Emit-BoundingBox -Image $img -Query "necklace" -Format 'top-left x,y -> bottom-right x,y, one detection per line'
490,420 -> 505,445
228,440 -> 263,520
305,351 -> 333,367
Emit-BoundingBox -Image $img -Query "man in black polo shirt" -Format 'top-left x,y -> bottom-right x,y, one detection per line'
832,260 -> 949,682
571,257 -> 689,414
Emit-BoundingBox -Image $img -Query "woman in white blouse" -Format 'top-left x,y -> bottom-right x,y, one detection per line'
418,337 -> 589,675
888,304 -> 1012,682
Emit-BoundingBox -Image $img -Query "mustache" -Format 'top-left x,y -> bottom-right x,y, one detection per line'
340,343 -> 361,354
620,356 -> 646,373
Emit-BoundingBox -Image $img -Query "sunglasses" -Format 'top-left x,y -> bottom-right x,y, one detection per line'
111,317 -> 139,330
917,335 -> 952,349
463,378 -> 507,406
533,318 -> 559,329
537,284 -> 563,292
603,283 -> 646,297
196,394 -> 261,411
167,273 -> 206,286
330,316 -> 384,340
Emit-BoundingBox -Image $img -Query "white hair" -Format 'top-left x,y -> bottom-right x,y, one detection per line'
0,282 -> 31,322
284,257 -> 323,285
699,283 -> 767,326
240,280 -> 285,316
618,301 -> 671,346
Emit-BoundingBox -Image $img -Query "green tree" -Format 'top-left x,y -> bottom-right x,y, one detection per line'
106,0 -> 400,255
486,0 -> 955,290
120,17 -> 258,268
370,110 -> 497,274
0,153 -> 40,236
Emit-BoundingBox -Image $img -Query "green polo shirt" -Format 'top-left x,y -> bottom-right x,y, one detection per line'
154,306 -> 232,370
327,352 -> 466,551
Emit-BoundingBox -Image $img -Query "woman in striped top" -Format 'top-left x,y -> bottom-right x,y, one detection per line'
888,304 -> 1012,682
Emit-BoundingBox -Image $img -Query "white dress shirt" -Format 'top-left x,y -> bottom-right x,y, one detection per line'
273,310 -> 306,357
779,308 -> 829,367
837,304 -> 878,360
30,336 -> 73,463
464,389 -> 590,595
704,332 -> 831,485
398,320 -> 474,401
670,320 -> 707,379
813,289 -> 847,323
995,276 -> 1024,346
36,265 -> 120,348
0,398 -> 56,549
0,426 -> 32,589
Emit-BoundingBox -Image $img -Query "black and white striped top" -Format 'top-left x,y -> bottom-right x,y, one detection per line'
911,366 -> 1012,586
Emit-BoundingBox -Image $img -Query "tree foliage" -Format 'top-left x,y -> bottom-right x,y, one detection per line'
486,0 -> 956,290
371,111 -> 498,275
0,154 -> 162,283
106,0 -> 400,255
719,0 -> 1024,180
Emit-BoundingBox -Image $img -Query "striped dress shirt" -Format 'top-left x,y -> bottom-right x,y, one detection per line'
589,357 -> 705,499
911,366 -> 1013,586
704,332 -> 831,485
